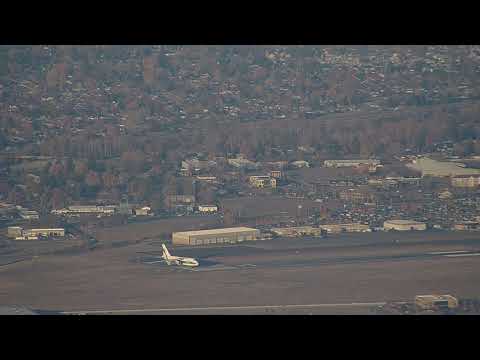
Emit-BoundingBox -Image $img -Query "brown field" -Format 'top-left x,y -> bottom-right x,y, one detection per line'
220,196 -> 324,218
94,215 -> 221,244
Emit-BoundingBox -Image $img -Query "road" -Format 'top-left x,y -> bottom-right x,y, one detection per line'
62,302 -> 388,315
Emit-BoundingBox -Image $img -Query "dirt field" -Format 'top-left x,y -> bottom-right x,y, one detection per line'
220,196 -> 324,218
94,215 -> 221,244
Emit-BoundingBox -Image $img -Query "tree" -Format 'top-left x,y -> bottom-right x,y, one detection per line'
85,171 -> 101,188
74,160 -> 89,179
50,188 -> 66,210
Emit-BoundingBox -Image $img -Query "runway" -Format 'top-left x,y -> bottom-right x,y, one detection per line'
137,246 -> 480,272
2,231 -> 480,314
61,301 -> 389,315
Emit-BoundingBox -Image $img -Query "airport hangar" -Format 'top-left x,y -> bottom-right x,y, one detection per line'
172,227 -> 260,246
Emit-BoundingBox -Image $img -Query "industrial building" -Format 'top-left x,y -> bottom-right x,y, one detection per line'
165,195 -> 196,211
198,205 -> 218,213
290,160 -> 310,168
406,157 -> 480,177
51,205 -> 117,216
270,170 -> 282,179
338,187 -> 376,203
19,209 -> 39,220
196,176 -> 217,183
249,175 -> 277,188
453,221 -> 480,231
227,157 -> 258,169
271,226 -> 323,237
319,223 -> 370,234
133,206 -> 152,216
7,226 -> 65,240
7,226 -> 23,238
415,295 -> 458,311
451,175 -> 480,188
181,159 -> 216,172
383,219 -> 426,231
324,159 -> 380,168
172,227 -> 259,246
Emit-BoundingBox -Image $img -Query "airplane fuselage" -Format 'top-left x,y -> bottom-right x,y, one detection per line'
165,256 -> 199,267
162,244 -> 199,267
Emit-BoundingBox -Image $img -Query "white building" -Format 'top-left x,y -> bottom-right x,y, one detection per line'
383,220 -> 426,231
324,159 -> 380,168
407,157 -> 480,177
7,226 -> 23,238
451,175 -> 480,188
227,157 -> 257,169
51,205 -> 116,216
319,223 -> 370,233
25,228 -> 65,237
172,227 -> 259,246
19,210 -> 39,220
249,175 -> 276,188
134,206 -> 152,216
9,226 -> 65,240
181,159 -> 216,172
290,160 -> 310,168
198,205 -> 218,213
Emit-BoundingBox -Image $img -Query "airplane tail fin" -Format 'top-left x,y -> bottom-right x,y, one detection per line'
162,244 -> 172,260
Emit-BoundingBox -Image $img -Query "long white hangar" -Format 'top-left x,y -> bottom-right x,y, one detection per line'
172,227 -> 259,246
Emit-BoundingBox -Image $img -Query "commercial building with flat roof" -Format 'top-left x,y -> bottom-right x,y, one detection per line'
7,226 -> 23,238
406,157 -> 480,177
198,205 -> 218,213
172,227 -> 259,246
319,223 -> 370,234
7,226 -> 65,239
415,295 -> 458,311
271,226 -> 322,237
25,228 -> 65,237
384,220 -> 426,231
451,175 -> 480,188
324,159 -> 380,168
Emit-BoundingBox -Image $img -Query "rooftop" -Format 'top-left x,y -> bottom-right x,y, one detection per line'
384,220 -> 425,225
173,227 -> 258,237
407,157 -> 480,177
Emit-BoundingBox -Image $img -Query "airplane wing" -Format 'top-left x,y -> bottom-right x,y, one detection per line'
145,259 -> 167,265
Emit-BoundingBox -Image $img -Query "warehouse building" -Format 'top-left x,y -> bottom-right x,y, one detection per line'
324,159 -> 380,168
453,221 -> 480,231
7,226 -> 23,238
451,175 -> 480,188
271,226 -> 323,237
172,227 -> 259,246
19,209 -> 40,220
25,228 -> 65,237
383,219 -> 426,231
319,223 -> 370,234
51,205 -> 117,216
227,157 -> 258,169
249,175 -> 277,188
415,295 -> 458,311
7,226 -> 65,240
198,205 -> 218,213
406,157 -> 480,177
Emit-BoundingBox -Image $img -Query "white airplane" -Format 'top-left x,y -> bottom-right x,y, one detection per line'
162,244 -> 199,267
